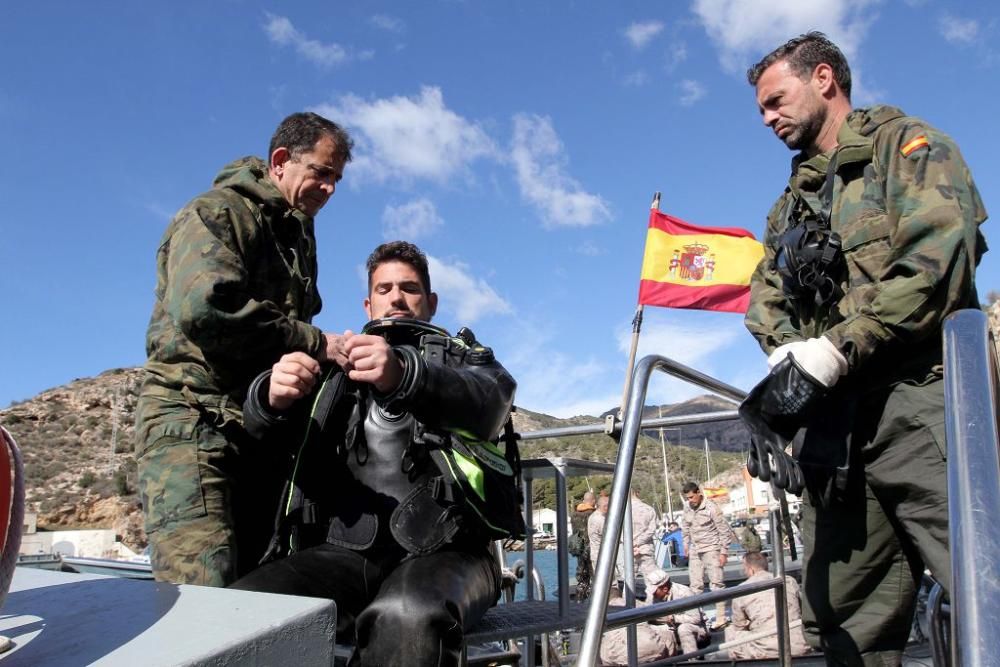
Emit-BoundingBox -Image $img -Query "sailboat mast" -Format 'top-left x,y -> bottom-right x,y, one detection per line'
659,407 -> 673,519
704,437 -> 712,481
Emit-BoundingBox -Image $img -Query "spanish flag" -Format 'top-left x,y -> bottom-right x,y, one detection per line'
638,210 -> 764,313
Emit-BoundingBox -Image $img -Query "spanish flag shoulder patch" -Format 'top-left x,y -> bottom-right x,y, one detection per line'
900,135 -> 929,157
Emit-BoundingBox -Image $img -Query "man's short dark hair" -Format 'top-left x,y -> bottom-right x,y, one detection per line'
269,112 -> 354,163
746,31 -> 852,99
366,241 -> 432,295
682,482 -> 700,495
744,551 -> 769,572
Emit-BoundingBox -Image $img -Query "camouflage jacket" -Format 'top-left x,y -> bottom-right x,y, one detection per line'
137,157 -> 326,439
746,105 -> 988,382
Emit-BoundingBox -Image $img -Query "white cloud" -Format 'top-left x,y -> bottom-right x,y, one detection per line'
264,13 -> 356,68
427,255 -> 513,323
371,14 -> 405,33
939,15 -> 979,44
510,114 -> 612,228
624,70 -> 650,87
315,86 -> 497,184
144,202 -> 176,222
678,79 -> 707,106
513,351 -> 618,418
665,42 -> 689,72
501,321 -> 619,417
381,198 -> 443,240
625,21 -> 666,50
575,240 -> 606,256
691,0 -> 880,72
618,320 -> 743,372
613,317 -> 747,405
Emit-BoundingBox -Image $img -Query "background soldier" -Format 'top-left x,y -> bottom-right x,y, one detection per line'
681,481 -> 733,630
645,567 -> 709,655
739,521 -> 762,554
725,552 -> 810,659
136,112 -> 353,586
660,520 -> 686,567
743,32 -> 987,663
570,490 -> 597,601
630,489 -> 659,575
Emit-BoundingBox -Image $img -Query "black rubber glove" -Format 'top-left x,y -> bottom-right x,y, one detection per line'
740,354 -> 825,494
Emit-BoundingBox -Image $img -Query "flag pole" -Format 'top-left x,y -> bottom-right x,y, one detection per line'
617,191 -> 661,419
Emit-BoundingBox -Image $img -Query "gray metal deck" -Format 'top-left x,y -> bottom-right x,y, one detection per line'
0,567 -> 336,666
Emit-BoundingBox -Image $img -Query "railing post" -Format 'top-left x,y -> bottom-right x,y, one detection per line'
770,506 -> 791,665
943,309 -> 1000,667
576,354 -> 747,666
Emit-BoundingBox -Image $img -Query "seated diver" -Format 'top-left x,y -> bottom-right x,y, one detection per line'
231,241 -> 520,667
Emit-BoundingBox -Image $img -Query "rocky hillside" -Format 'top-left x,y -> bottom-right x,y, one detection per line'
1,368 -> 145,550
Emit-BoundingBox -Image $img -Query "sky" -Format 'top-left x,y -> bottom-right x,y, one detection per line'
1,1 -> 997,417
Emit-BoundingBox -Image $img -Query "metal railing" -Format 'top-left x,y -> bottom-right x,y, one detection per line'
576,354 -> 797,666
943,309 -> 1000,666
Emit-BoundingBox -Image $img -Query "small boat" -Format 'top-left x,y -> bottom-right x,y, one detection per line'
60,556 -> 153,580
15,552 -> 63,571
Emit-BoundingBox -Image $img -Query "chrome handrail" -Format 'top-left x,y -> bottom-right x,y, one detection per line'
576,354 -> 795,666
943,308 -> 1000,666
517,410 -> 741,441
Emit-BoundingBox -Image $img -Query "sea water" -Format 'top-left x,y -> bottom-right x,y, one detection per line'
505,549 -> 577,601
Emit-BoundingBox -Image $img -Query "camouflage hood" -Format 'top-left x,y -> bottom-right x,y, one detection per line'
790,105 -> 907,194
211,156 -> 295,216
846,105 -> 907,138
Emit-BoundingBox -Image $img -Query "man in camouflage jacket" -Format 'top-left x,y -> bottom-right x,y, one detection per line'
135,112 -> 353,586
745,33 -> 987,664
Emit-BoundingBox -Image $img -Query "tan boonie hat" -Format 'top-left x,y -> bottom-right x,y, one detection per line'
644,567 -> 670,588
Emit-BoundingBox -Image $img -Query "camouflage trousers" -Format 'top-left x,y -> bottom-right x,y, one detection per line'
575,550 -> 593,601
688,549 -> 726,625
799,377 -> 949,666
136,411 -> 286,587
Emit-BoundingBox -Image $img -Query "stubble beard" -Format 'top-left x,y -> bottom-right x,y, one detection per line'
782,104 -> 827,152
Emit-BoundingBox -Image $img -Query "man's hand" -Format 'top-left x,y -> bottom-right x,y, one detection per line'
319,332 -> 350,368
343,333 -> 404,394
719,552 -> 728,567
269,352 -> 321,411
767,336 -> 847,388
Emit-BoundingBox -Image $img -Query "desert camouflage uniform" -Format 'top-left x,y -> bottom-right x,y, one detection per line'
600,582 -> 712,664
725,571 -> 810,659
746,106 -> 987,664
135,156 -> 327,586
600,599 -> 677,665
682,496 -> 731,626
630,495 -> 659,575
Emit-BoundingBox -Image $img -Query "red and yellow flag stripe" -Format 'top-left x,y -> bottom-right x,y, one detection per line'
637,210 -> 764,313
900,135 -> 929,157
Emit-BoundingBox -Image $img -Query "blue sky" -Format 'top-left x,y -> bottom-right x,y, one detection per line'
1,1 -> 997,417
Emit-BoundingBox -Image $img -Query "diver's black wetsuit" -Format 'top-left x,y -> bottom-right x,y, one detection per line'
231,328 -> 516,667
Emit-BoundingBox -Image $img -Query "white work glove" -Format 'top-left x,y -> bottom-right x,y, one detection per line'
767,336 -> 847,388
